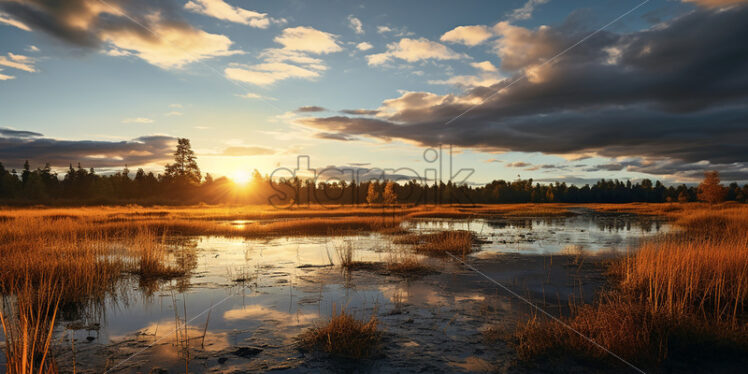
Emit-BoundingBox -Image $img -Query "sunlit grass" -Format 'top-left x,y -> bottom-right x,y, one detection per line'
514,204 -> 748,366
297,306 -> 380,359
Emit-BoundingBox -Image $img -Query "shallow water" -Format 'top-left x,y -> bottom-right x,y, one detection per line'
2,214 -> 671,373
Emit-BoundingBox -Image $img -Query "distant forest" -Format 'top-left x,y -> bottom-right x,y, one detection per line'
1,139 -> 746,206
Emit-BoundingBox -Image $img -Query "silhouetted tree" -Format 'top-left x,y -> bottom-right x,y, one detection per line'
164,138 -> 201,185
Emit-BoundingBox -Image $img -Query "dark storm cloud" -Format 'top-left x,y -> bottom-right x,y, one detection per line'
314,132 -> 354,141
295,6 -> 748,181
0,127 -> 42,138
340,109 -> 380,116
0,132 -> 176,168
296,106 -> 327,113
0,0 -> 184,47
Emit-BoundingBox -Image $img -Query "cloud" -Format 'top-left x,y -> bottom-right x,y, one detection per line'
225,26 -> 341,85
0,132 -> 177,168
440,25 -> 493,46
238,92 -> 276,100
273,26 -> 342,54
122,117 -> 154,124
0,0 -> 241,69
314,132 -> 355,141
0,128 -> 43,137
340,109 -> 379,115
100,21 -> 241,69
164,111 -> 183,116
296,106 -> 326,113
184,0 -> 284,28
683,0 -> 748,8
225,62 -> 320,86
506,162 -> 530,168
366,37 -> 464,66
471,61 -> 497,72
0,53 -> 36,72
377,26 -> 392,33
26,45 -> 39,52
220,146 -> 275,156
0,70 -> 14,80
356,42 -> 373,51
509,0 -> 550,21
348,15 -> 363,34
295,6 -> 748,181
0,11 -> 30,31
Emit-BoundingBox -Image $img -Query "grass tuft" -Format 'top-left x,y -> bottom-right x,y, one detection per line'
297,306 -> 380,359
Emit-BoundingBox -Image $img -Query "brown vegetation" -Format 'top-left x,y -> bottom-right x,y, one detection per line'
394,230 -> 477,256
513,204 -> 748,367
297,307 -> 380,359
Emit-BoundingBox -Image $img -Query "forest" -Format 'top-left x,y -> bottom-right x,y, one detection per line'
0,139 -> 746,206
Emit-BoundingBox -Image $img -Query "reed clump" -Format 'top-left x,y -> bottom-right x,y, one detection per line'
297,307 -> 380,359
385,253 -> 434,277
0,276 -> 61,374
394,230 -> 476,256
514,206 -> 748,367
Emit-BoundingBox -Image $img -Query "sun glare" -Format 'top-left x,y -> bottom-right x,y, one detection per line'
232,170 -> 250,185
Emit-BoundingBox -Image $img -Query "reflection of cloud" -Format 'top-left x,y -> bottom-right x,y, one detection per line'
223,304 -> 318,326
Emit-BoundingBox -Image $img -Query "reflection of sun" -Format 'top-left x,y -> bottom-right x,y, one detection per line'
232,170 -> 250,185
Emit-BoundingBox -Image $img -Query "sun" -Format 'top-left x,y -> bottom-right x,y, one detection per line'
232,170 -> 251,186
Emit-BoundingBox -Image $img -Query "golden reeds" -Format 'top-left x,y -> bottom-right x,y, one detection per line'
297,306 -> 380,359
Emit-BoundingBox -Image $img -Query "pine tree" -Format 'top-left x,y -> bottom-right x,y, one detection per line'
164,138 -> 201,184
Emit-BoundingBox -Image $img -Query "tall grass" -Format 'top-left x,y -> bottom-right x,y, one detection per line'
0,276 -> 61,374
514,205 -> 748,366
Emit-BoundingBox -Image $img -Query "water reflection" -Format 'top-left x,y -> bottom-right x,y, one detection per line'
39,215 -> 671,372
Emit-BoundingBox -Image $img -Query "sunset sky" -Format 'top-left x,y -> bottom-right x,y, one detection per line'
1,0 -> 747,185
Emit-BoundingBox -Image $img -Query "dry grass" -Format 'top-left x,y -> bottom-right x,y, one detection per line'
297,306 -> 380,359
0,277 -> 61,374
385,253 -> 434,277
394,230 -> 476,256
514,204 -> 748,367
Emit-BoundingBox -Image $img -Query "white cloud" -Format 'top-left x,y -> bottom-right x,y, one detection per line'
440,25 -> 493,46
366,38 -> 465,66
348,15 -> 364,34
471,61 -> 497,72
0,53 -> 36,73
26,45 -> 40,52
184,0 -> 284,28
225,62 -> 321,86
122,117 -> 154,124
429,74 -> 503,88
100,22 -> 242,69
274,26 -> 342,54
509,0 -> 550,21
356,42 -> 373,51
682,0 -> 748,8
377,26 -> 392,33
0,12 -> 30,31
165,111 -> 183,116
0,69 -> 14,80
238,92 -> 277,100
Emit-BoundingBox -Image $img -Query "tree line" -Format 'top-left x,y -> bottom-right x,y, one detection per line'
0,138 -> 745,205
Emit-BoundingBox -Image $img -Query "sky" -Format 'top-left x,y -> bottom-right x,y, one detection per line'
1,0 -> 747,186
